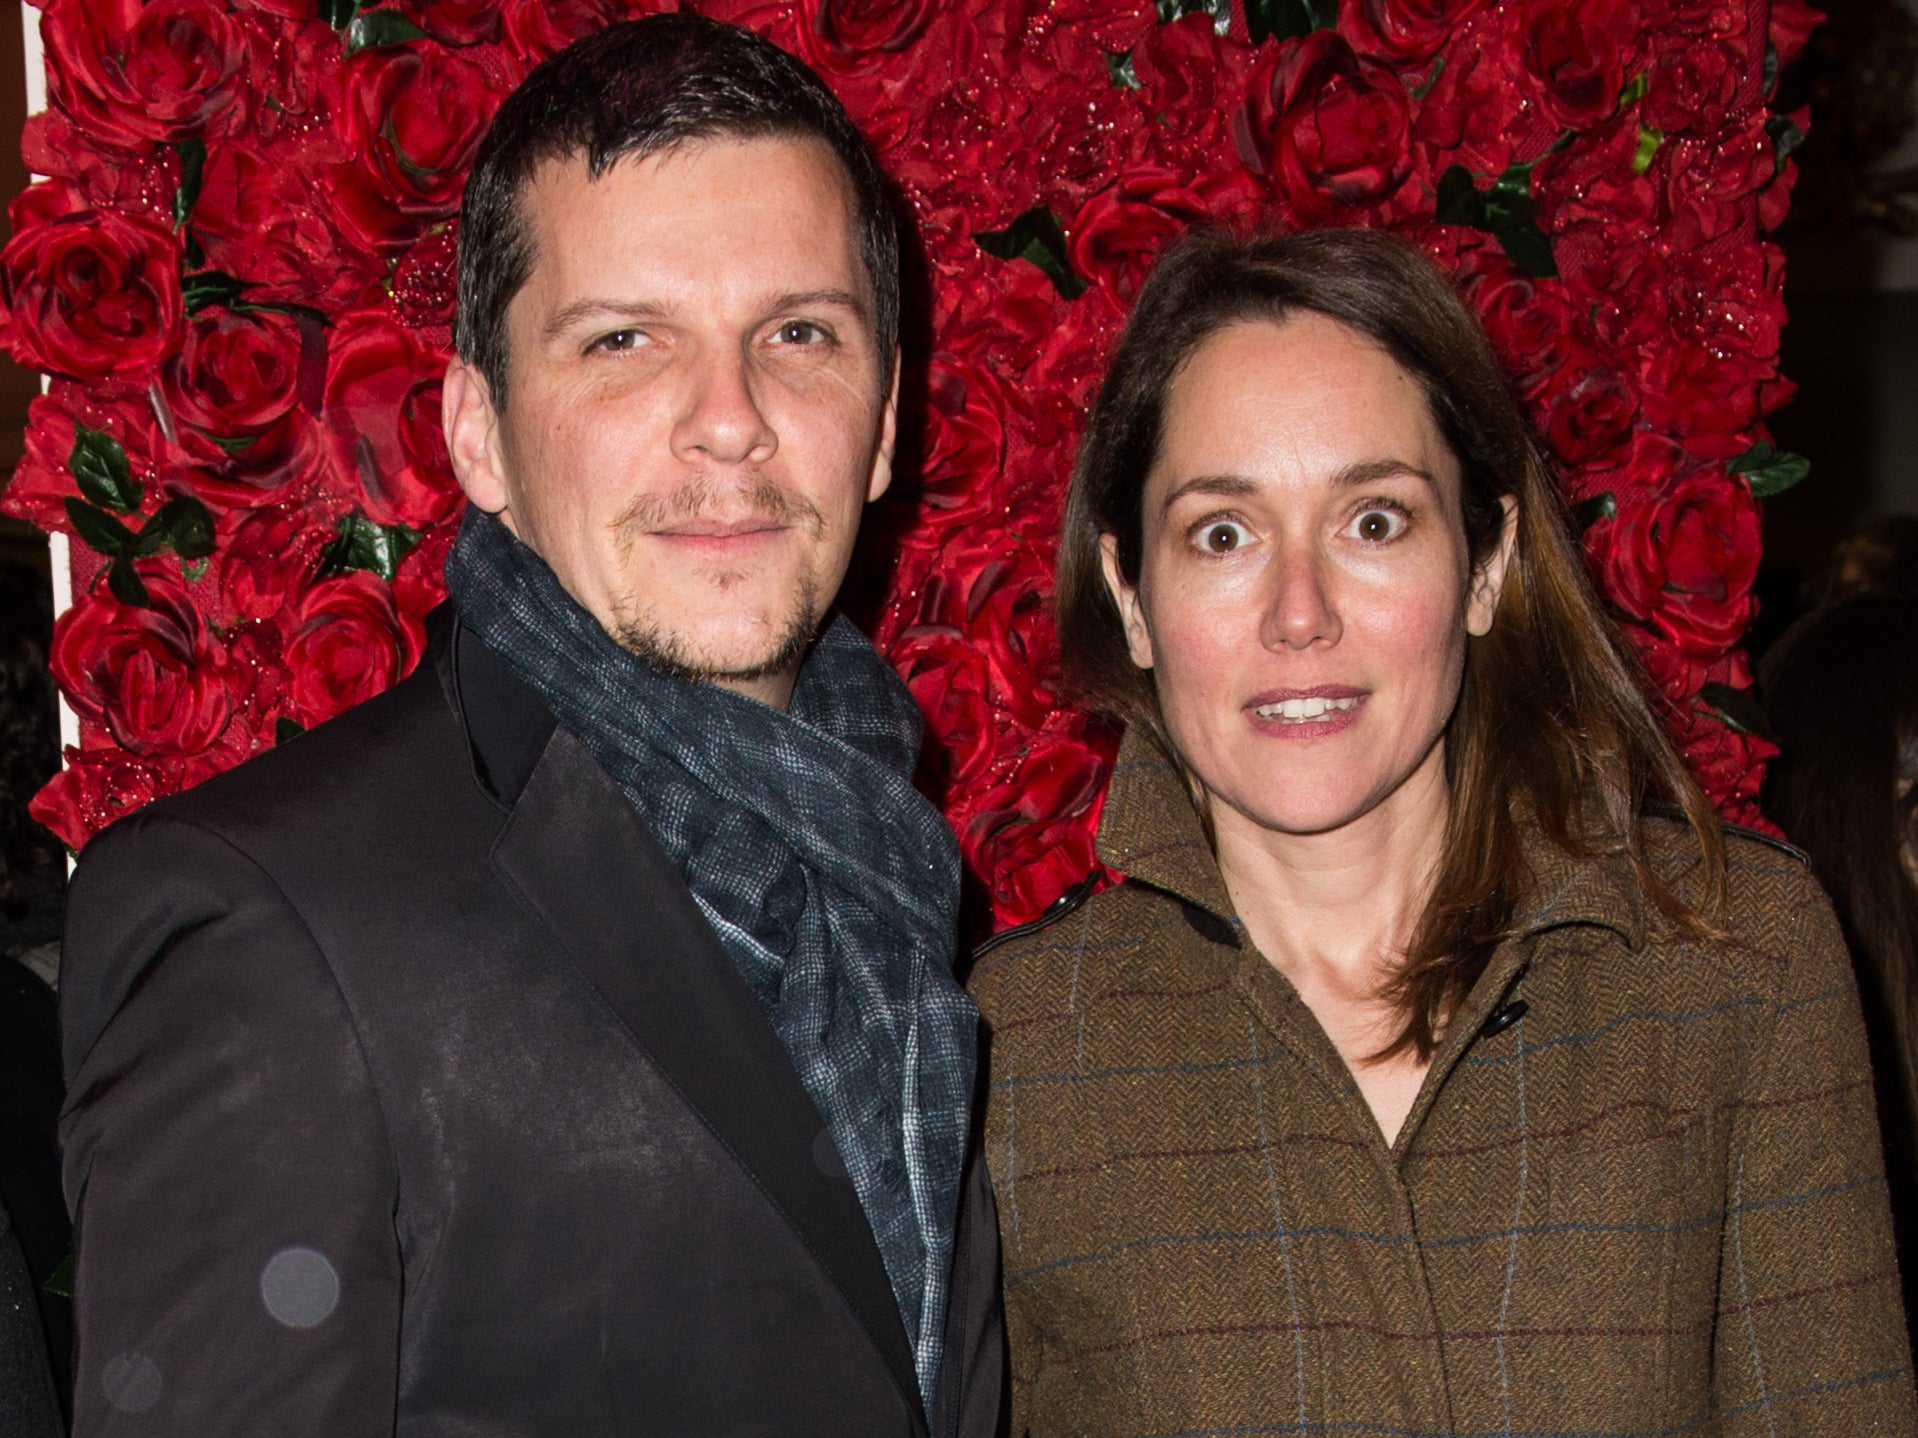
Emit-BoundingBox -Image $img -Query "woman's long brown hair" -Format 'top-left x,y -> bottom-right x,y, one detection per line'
1055,228 -> 1725,1061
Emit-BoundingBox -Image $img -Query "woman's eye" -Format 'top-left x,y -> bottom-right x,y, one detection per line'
1197,521 -> 1249,553
1350,507 -> 1407,542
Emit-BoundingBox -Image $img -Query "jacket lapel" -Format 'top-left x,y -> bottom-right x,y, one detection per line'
458,629 -> 922,1417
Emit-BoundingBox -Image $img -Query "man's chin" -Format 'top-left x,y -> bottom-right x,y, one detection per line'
609,614 -> 820,688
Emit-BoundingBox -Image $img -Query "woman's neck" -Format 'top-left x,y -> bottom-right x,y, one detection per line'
1209,748 -> 1451,1143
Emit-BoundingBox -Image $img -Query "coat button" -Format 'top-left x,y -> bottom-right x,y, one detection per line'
1479,998 -> 1528,1038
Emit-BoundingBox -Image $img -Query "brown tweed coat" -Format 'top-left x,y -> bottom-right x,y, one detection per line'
971,731 -> 1917,1436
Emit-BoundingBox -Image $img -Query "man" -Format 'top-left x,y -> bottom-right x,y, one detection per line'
57,17 -> 1002,1435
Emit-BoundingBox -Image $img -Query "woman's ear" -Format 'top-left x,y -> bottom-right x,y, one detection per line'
1100,534 -> 1155,670
1466,494 -> 1520,638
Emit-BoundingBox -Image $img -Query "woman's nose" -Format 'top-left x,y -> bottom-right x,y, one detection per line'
1260,544 -> 1342,650
670,347 -> 778,466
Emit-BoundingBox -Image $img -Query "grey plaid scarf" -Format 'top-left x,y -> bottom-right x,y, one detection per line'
446,507 -> 975,1411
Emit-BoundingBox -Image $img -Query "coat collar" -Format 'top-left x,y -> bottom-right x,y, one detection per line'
426,604 -> 925,1421
1093,720 -> 1649,953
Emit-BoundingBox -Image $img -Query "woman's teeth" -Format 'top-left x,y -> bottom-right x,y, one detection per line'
1254,696 -> 1358,724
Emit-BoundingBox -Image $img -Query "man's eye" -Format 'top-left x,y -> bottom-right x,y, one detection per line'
1349,507 -> 1407,542
1196,520 -> 1249,553
589,329 -> 645,353
772,319 -> 830,345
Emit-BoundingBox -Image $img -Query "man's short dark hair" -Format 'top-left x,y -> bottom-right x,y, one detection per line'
455,14 -> 900,410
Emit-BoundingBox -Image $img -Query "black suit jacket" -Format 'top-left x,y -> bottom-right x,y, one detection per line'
58,612 -> 1004,1436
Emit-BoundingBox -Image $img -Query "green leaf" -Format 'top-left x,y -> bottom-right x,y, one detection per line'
148,495 -> 216,561
1569,490 -> 1617,532
69,423 -> 139,512
1104,49 -> 1141,89
346,8 -> 430,52
184,230 -> 206,270
319,512 -> 421,582
182,270 -> 252,315
43,1253 -> 72,1300
1434,154 -> 1558,278
1632,126 -> 1663,175
1244,0 -> 1336,43
1411,57 -> 1446,101
1766,113 -> 1805,174
1617,72 -> 1649,107
1763,40 -> 1779,97
174,138 -> 206,230
212,433 -> 258,454
63,497 -> 136,557
181,556 -> 210,582
1728,440 -> 1811,497
974,207 -> 1087,300
1699,681 -> 1779,745
106,558 -> 151,608
1156,0 -> 1232,32
275,717 -> 305,746
318,0 -> 360,28
1434,164 -> 1484,227
1494,222 -> 1557,279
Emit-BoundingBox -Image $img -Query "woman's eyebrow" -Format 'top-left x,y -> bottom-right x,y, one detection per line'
1159,461 -> 1436,517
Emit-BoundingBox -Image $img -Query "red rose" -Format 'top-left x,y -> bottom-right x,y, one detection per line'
1534,114 -> 1658,242
162,308 -> 304,436
1342,0 -> 1492,63
1455,248 -> 1579,400
501,0 -> 628,69
1769,0 -> 1820,72
914,354 -> 1008,522
18,115 -> 181,221
1069,168 -> 1263,305
389,226 -> 459,335
41,0 -> 243,151
282,571 -> 425,728
52,569 -> 235,758
399,0 -> 501,46
219,504 -> 332,622
1674,709 -> 1775,827
894,623 -> 998,801
3,379 -> 171,533
1589,471 -> 1758,660
0,209 -> 184,381
195,145 -> 380,313
29,748 -> 173,851
800,0 -> 935,67
1664,117 -> 1773,250
1540,351 -> 1639,467
963,740 -> 1108,925
1521,0 -> 1627,128
1234,32 -> 1415,220
1641,41 -> 1739,135
1125,14 -> 1253,164
1411,20 -> 1526,176
323,308 -> 461,529
330,47 -> 501,251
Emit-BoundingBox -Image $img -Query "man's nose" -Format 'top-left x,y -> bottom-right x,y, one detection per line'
671,346 -> 777,466
1259,542 -> 1342,651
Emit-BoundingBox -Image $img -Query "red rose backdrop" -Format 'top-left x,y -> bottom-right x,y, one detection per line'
1,0 -> 1813,926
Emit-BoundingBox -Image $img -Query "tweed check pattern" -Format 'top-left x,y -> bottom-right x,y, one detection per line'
971,726 -> 1917,1436
447,507 -> 975,1407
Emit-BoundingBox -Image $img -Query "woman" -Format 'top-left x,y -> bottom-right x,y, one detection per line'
969,230 -> 1914,1434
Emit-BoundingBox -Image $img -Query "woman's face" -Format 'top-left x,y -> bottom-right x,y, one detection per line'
1101,313 -> 1516,842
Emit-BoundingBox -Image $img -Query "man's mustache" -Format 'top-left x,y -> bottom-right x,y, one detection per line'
611,474 -> 825,537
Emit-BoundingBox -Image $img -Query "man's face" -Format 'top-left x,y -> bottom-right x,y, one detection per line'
444,135 -> 896,708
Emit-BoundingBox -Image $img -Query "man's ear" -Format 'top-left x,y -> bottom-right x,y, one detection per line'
1466,494 -> 1520,638
443,356 -> 511,516
865,350 -> 901,504
1099,534 -> 1154,671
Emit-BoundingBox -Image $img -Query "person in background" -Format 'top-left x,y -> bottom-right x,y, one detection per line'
56,16 -> 1000,1435
1764,590 -> 1918,1339
970,228 -> 1914,1434
0,557 -> 69,1434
